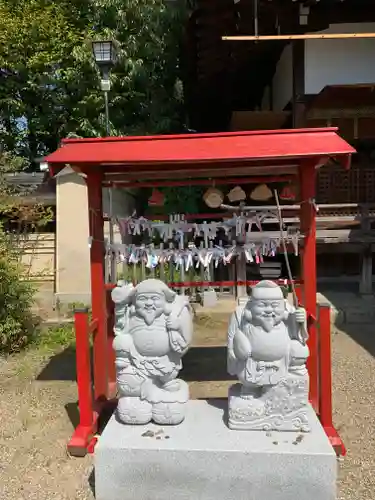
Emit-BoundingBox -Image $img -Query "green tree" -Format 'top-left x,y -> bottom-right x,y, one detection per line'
0,0 -> 87,159
0,0 -> 188,162
85,0 -> 187,136
0,151 -> 53,353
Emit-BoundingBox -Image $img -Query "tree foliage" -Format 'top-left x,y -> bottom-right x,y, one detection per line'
0,0 -> 188,162
0,151 -> 47,353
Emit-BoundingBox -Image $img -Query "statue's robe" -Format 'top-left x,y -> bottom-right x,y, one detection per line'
228,300 -> 308,387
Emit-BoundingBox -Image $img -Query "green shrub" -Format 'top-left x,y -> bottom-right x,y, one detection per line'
0,230 -> 36,353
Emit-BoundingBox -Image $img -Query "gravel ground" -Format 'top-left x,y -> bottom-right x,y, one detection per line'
0,321 -> 374,499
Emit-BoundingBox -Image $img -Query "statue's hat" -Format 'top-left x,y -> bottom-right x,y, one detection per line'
131,279 -> 176,303
251,280 -> 284,300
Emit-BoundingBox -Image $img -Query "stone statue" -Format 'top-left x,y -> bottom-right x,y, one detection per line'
227,280 -> 310,432
111,279 -> 193,426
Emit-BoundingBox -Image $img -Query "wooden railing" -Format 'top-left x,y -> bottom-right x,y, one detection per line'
67,292 -> 116,457
317,304 -> 346,456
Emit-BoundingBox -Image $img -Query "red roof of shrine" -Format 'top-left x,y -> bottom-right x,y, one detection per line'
45,128 -> 355,177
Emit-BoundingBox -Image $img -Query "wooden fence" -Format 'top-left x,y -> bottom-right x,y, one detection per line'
12,232 -> 55,289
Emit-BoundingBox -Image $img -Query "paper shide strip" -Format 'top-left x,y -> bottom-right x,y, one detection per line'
115,210 -> 282,242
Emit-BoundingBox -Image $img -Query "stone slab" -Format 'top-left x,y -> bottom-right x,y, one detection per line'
95,400 -> 336,500
203,290 -> 218,308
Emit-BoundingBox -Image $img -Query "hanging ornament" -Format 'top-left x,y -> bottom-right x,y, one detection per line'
148,188 -> 165,206
227,185 -> 246,202
279,184 -> 296,201
203,187 -> 224,208
250,184 -> 272,201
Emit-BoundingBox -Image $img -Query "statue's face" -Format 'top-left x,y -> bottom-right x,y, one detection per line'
250,296 -> 285,332
134,292 -> 166,325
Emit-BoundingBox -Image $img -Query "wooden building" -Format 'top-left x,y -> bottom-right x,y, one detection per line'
182,0 -> 375,293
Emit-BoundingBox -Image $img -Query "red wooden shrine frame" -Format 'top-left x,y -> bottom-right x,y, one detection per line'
46,128 -> 355,457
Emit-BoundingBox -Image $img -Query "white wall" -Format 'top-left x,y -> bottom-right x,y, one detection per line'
272,43 -> 293,111
271,23 -> 375,111
305,23 -> 375,94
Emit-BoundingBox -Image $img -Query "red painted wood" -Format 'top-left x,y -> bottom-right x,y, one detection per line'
67,425 -> 95,457
103,175 -> 295,188
300,161 -> 319,412
323,426 -> 347,457
106,290 -> 116,398
87,170 -> 108,401
295,285 -> 303,306
74,310 -> 93,428
67,410 -> 101,457
45,128 -> 354,171
88,318 -> 98,335
98,160 -> 298,178
318,304 -> 333,428
60,127 -> 344,143
105,280 -> 302,290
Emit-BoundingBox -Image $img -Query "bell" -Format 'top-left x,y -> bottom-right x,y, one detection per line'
203,187 -> 224,208
279,185 -> 296,201
250,184 -> 272,201
148,188 -> 165,206
227,186 -> 246,202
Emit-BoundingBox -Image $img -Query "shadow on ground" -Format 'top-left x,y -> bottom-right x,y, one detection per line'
36,346 -> 77,381
318,283 -> 375,358
88,468 -> 95,497
36,346 -> 95,381
64,401 -> 80,430
36,345 -> 232,382
181,346 -> 235,382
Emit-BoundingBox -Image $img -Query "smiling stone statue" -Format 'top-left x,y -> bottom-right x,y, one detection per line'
111,279 -> 193,426
227,280 -> 310,432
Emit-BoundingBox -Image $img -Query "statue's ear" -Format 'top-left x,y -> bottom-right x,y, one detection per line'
282,302 -> 290,321
164,288 -> 177,303
129,304 -> 136,314
164,303 -> 173,316
126,287 -> 136,303
242,306 -> 252,324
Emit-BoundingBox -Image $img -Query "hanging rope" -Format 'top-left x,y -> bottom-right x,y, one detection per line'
274,189 -> 298,308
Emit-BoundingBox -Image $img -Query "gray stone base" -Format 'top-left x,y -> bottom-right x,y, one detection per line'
95,400 -> 336,500
228,379 -> 310,432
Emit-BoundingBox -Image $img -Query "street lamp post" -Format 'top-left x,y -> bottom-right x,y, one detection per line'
92,40 -> 117,281
92,40 -> 117,137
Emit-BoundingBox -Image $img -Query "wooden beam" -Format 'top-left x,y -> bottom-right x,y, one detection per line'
222,33 -> 375,42
359,207 -> 373,295
308,107 -> 375,120
316,229 -> 375,244
292,40 -> 305,128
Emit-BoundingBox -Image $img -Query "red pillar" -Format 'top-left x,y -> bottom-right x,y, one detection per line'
318,303 -> 346,455
317,304 -> 333,428
74,309 -> 93,427
299,160 -> 318,412
87,169 -> 108,401
106,289 -> 117,398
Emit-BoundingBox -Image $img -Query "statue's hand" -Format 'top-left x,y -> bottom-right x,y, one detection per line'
113,333 -> 133,353
295,307 -> 306,324
166,316 -> 182,333
233,330 -> 251,361
111,282 -> 134,304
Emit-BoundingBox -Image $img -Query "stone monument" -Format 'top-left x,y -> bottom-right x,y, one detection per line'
111,279 -> 193,426
227,280 -> 310,432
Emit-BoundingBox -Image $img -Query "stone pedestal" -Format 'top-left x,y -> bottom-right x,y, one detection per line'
228,377 -> 310,432
95,400 -> 336,500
